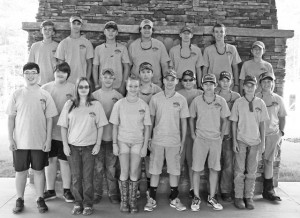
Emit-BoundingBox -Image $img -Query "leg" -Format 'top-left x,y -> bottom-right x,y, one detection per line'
185,135 -> 194,193
209,169 -> 219,198
45,157 -> 57,191
129,153 -> 142,213
93,145 -> 104,202
59,159 -> 72,189
33,169 -> 46,199
104,142 -> 119,197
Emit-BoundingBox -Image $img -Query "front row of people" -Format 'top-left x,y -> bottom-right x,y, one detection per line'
7,61 -> 286,215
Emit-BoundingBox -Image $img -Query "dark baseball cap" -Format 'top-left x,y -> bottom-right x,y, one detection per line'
164,69 -> 177,78
101,68 -> 115,76
182,70 -> 195,79
259,72 -> 275,82
202,74 -> 216,84
139,62 -> 153,72
70,16 -> 83,23
180,26 -> 193,34
244,75 -> 257,85
219,71 -> 232,80
104,21 -> 118,31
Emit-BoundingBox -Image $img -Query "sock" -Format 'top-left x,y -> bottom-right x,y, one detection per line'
63,189 -> 70,194
147,177 -> 151,189
48,189 -> 55,194
149,186 -> 157,200
169,186 -> 179,200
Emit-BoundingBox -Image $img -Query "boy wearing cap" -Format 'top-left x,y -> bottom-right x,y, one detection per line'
230,75 -> 269,210
55,15 -> 94,84
144,69 -> 189,212
256,72 -> 287,202
28,20 -> 58,85
7,62 -> 58,214
239,41 -> 274,94
169,26 -> 204,90
92,68 -> 123,204
217,71 -> 241,202
189,74 -> 230,211
93,21 -> 130,95
128,19 -> 170,87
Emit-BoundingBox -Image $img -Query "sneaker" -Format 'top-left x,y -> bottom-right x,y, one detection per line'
170,197 -> 187,211
221,193 -> 233,202
207,195 -> 223,211
189,189 -> 195,198
72,205 -> 83,215
82,207 -> 93,216
37,197 -> 48,213
93,194 -> 102,204
191,196 -> 201,212
12,197 -> 24,214
43,190 -> 56,201
63,190 -> 75,203
144,197 -> 157,212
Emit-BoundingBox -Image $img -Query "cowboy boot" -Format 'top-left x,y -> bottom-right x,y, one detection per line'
118,180 -> 129,212
129,180 -> 139,213
262,178 -> 281,201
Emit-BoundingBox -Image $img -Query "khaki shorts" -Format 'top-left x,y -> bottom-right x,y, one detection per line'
118,141 -> 142,156
192,137 -> 222,172
264,132 -> 282,161
149,144 -> 181,176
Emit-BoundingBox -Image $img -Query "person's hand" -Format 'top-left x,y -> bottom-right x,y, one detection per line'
63,145 -> 71,156
42,139 -> 51,152
147,139 -> 152,152
92,144 -> 101,155
179,142 -> 184,155
113,143 -> 119,156
260,139 -> 265,154
140,147 -> 147,157
191,132 -> 196,140
233,140 -> 240,153
9,138 -> 17,151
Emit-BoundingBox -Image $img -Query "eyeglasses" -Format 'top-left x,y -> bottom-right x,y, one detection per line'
140,39 -> 152,50
78,85 -> 89,89
24,72 -> 38,76
182,79 -> 194,82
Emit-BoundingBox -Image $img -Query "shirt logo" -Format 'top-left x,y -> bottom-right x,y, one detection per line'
255,107 -> 262,112
191,52 -> 197,57
114,49 -> 121,54
260,67 -> 267,71
52,49 -> 56,54
152,47 -> 159,51
89,112 -> 96,117
173,102 -> 180,108
139,109 -> 145,115
112,97 -> 118,103
40,99 -> 46,110
66,94 -> 73,100
214,102 -> 222,108
80,44 -> 86,49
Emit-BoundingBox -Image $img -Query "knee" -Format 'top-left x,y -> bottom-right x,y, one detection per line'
33,169 -> 44,176
264,159 -> 273,166
48,157 -> 57,165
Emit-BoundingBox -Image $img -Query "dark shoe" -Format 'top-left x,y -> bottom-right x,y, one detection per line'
245,198 -> 255,210
189,189 -> 195,198
37,197 -> 48,213
82,207 -> 93,216
12,198 -> 24,214
93,194 -> 102,204
43,190 -> 56,201
63,190 -> 75,203
234,198 -> 245,209
129,180 -> 139,213
109,195 -> 120,204
263,178 -> 282,201
71,205 -> 83,215
221,193 -> 233,202
118,180 -> 129,213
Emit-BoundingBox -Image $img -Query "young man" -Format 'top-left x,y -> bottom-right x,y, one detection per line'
230,75 -> 269,210
145,69 -> 190,212
92,68 -> 123,204
189,74 -> 230,211
217,71 -> 241,202
28,20 -> 58,85
93,21 -> 130,95
128,19 -> 170,87
7,62 -> 58,214
169,26 -> 204,90
55,15 -> 94,84
256,72 -> 287,202
41,62 -> 75,203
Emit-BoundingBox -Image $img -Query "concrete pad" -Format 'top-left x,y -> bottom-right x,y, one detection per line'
279,182 -> 300,204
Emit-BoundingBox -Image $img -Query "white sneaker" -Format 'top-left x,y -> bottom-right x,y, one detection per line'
207,195 -> 223,211
191,196 -> 201,211
144,197 -> 157,212
170,197 -> 186,211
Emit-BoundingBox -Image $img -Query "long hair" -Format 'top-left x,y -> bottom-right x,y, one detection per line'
68,77 -> 95,113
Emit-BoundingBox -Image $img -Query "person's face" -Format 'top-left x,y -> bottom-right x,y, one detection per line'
243,83 -> 256,95
219,78 -> 232,90
101,73 -> 115,88
181,75 -> 195,90
23,68 -> 40,86
54,70 -> 68,83
202,82 -> 216,93
163,76 -> 178,90
77,80 -> 90,97
213,27 -> 226,41
180,31 -> 193,42
104,28 -> 118,40
251,46 -> 264,58
70,21 -> 82,33
41,25 -> 54,39
260,79 -> 273,91
126,79 -> 140,97
141,25 -> 153,38
139,69 -> 153,83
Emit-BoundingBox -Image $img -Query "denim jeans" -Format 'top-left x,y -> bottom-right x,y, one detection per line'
94,141 -> 118,197
234,141 -> 259,198
220,135 -> 234,194
68,144 -> 95,207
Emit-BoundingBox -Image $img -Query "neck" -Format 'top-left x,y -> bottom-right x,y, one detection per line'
164,89 -> 175,97
181,41 -> 190,47
141,36 -> 151,42
245,93 -> 255,99
215,40 -> 225,46
204,91 -> 214,97
80,97 -> 87,104
101,85 -> 113,91
54,80 -> 67,86
43,38 -> 52,44
26,84 -> 39,89
219,88 -> 230,94
126,95 -> 138,102
253,57 -> 263,62
70,32 -> 80,39
141,80 -> 151,86
106,39 -> 116,44
262,89 -> 272,95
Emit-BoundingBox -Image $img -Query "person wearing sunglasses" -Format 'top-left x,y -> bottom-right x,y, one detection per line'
169,26 -> 204,90
58,77 -> 108,215
128,19 -> 170,87
230,75 -> 269,210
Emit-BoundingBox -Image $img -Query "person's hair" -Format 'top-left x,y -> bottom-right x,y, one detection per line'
68,77 -> 95,113
23,62 -> 40,74
126,74 -> 140,84
212,23 -> 226,32
40,20 -> 55,32
54,62 -> 71,79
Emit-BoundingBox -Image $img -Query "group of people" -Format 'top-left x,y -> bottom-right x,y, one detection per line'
6,15 -> 287,215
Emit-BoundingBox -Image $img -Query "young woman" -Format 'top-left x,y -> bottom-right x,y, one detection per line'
110,75 -> 151,213
58,77 -> 108,215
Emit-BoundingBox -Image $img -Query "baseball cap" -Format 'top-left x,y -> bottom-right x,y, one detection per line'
139,62 -> 153,72
164,69 -> 177,78
182,70 -> 195,79
259,71 -> 275,82
219,71 -> 232,80
180,26 -> 192,34
40,20 -> 55,28
69,16 -> 83,23
140,19 -> 153,28
202,74 -> 216,84
252,41 -> 265,50
244,75 -> 257,85
104,21 -> 118,31
101,68 -> 115,76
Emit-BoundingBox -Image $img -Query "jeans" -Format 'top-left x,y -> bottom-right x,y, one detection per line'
68,144 -> 95,207
220,135 -> 234,194
94,141 -> 118,196
234,141 -> 259,198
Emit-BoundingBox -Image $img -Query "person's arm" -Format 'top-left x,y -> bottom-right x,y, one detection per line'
239,79 -> 244,96
8,115 -> 17,151
180,118 -> 187,154
196,66 -> 202,88
93,64 -> 101,90
140,125 -> 150,157
86,58 -> 93,82
61,127 -> 71,156
232,64 -> 239,92
232,121 -> 239,153
259,121 -> 266,151
120,63 -> 130,95
92,127 -> 103,155
202,66 -> 208,75
112,124 -> 119,156
220,117 -> 228,141
279,116 -> 286,136
189,117 -> 196,140
43,117 -> 53,152
148,115 -> 155,151
161,61 -> 169,77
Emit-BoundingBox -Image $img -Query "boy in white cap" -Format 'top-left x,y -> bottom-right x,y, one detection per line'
55,15 -> 94,84
128,19 -> 170,87
28,20 -> 58,85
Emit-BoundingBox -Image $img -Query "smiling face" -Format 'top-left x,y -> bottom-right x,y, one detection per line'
23,68 -> 40,86
77,80 -> 90,97
180,31 -> 193,43
202,82 -> 216,94
181,75 -> 195,90
213,26 -> 226,42
104,28 -> 118,41
163,76 -> 178,91
260,78 -> 273,92
126,79 -> 140,97
251,45 -> 265,58
101,73 -> 115,88
243,83 -> 256,95
141,25 -> 153,39
219,78 -> 232,90
70,20 -> 82,33
54,70 -> 68,83
41,25 -> 55,39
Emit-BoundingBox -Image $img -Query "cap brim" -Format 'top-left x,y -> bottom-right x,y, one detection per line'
244,81 -> 256,85
219,76 -> 231,81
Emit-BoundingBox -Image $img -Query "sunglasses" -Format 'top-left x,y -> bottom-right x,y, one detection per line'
182,79 -> 194,82
78,85 -> 89,89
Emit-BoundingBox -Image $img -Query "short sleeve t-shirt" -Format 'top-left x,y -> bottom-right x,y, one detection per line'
6,87 -> 58,150
189,94 -> 231,140
93,43 -> 130,89
149,92 -> 190,147
28,41 -> 58,85
138,83 -> 162,104
177,88 -> 203,106
129,38 -> 170,87
92,89 -> 123,141
58,100 -> 108,146
203,44 -> 241,80
55,36 -> 94,84
230,97 -> 269,145
109,98 -> 152,144
42,81 -> 75,141
256,92 -> 287,136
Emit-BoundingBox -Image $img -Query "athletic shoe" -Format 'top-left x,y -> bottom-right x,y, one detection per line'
72,205 -> 83,215
37,197 -> 48,213
63,190 -> 75,203
144,197 -> 157,212
170,197 -> 187,211
207,195 -> 223,211
191,196 -> 201,211
12,198 -> 24,214
43,190 -> 56,201
189,189 -> 195,198
82,207 -> 93,216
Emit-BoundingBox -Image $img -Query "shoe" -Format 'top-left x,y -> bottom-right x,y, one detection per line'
129,180 -> 139,213
191,196 -> 201,212
72,205 -> 83,215
37,197 -> 48,213
263,178 -> 282,201
207,195 -> 223,211
82,207 -> 93,216
118,180 -> 130,213
109,195 -> 120,204
221,193 -> 233,202
12,197 -> 24,214
189,189 -> 195,198
170,197 -> 187,211
144,197 -> 157,212
234,198 -> 245,209
93,194 -> 102,204
63,190 -> 75,203
245,198 -> 255,210
43,190 -> 56,201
